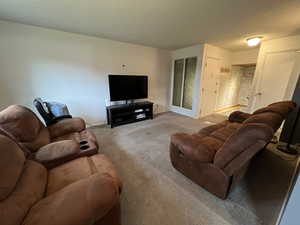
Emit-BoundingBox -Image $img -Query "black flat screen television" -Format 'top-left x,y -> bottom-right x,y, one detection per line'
108,75 -> 148,101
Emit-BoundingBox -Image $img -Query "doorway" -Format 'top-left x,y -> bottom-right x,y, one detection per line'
214,64 -> 256,116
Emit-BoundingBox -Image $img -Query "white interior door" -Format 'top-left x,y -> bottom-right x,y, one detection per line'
200,57 -> 219,116
253,51 -> 297,110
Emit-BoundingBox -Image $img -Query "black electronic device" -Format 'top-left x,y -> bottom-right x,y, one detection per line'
108,75 -> 148,101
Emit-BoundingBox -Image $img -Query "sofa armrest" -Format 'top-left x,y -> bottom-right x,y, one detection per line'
23,173 -> 119,225
171,133 -> 215,163
35,140 -> 80,168
228,111 -> 252,123
90,154 -> 123,193
47,117 -> 86,139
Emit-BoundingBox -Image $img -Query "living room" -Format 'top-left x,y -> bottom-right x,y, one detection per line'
0,1 -> 300,225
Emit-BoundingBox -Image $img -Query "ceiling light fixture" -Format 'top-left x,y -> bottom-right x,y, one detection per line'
247,37 -> 262,47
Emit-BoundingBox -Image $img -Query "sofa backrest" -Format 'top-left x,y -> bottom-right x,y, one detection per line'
214,123 -> 274,172
245,101 -> 296,131
0,133 -> 47,225
0,105 -> 50,152
214,101 -> 296,173
0,134 -> 26,201
253,101 -> 296,118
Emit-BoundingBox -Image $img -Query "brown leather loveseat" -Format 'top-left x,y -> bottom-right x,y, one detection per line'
170,101 -> 296,199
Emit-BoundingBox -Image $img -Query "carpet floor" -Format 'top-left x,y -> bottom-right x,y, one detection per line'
89,112 -> 297,225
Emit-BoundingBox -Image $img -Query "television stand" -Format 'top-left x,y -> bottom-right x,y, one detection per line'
106,101 -> 153,128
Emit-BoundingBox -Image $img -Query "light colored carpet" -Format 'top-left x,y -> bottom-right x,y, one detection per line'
89,112 -> 297,225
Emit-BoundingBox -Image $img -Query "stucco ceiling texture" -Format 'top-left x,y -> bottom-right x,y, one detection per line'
0,0 -> 300,50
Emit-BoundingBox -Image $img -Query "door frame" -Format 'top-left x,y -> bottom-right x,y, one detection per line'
198,55 -> 221,117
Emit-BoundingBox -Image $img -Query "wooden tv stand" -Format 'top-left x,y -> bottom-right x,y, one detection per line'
106,101 -> 153,128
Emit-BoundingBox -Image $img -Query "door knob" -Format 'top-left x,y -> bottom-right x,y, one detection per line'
255,92 -> 262,96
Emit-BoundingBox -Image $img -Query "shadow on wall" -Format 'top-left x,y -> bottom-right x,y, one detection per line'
30,61 -> 108,125
0,54 -> 34,109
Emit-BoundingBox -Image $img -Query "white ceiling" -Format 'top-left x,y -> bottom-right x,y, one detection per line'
0,0 -> 300,51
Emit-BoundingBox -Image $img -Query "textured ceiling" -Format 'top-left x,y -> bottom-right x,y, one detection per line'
0,0 -> 300,50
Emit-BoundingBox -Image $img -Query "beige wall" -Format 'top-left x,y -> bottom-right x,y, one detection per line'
238,66 -> 256,105
202,45 -> 233,111
231,48 -> 259,65
0,20 -> 171,125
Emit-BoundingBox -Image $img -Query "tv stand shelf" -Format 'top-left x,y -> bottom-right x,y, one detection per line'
106,101 -> 153,128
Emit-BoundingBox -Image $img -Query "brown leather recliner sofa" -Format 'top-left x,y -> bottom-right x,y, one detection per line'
170,101 -> 296,199
0,105 -> 99,168
0,129 -> 122,225
0,104 -> 122,225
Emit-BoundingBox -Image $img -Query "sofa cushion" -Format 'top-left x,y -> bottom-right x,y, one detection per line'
23,173 -> 119,225
89,154 -> 123,192
46,157 -> 93,196
22,126 -> 51,152
0,135 -> 26,200
195,135 -> 224,153
210,126 -> 236,142
171,133 -> 217,163
198,120 -> 228,135
46,154 -> 119,196
0,160 -> 47,225
48,118 -> 85,140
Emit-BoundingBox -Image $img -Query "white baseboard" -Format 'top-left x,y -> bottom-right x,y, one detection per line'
86,121 -> 106,128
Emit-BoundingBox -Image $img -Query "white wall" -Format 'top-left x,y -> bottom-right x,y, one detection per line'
249,35 -> 300,112
0,20 -> 171,125
278,160 -> 300,225
279,174 -> 300,225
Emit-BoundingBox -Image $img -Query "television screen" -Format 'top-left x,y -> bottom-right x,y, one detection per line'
108,75 -> 148,101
